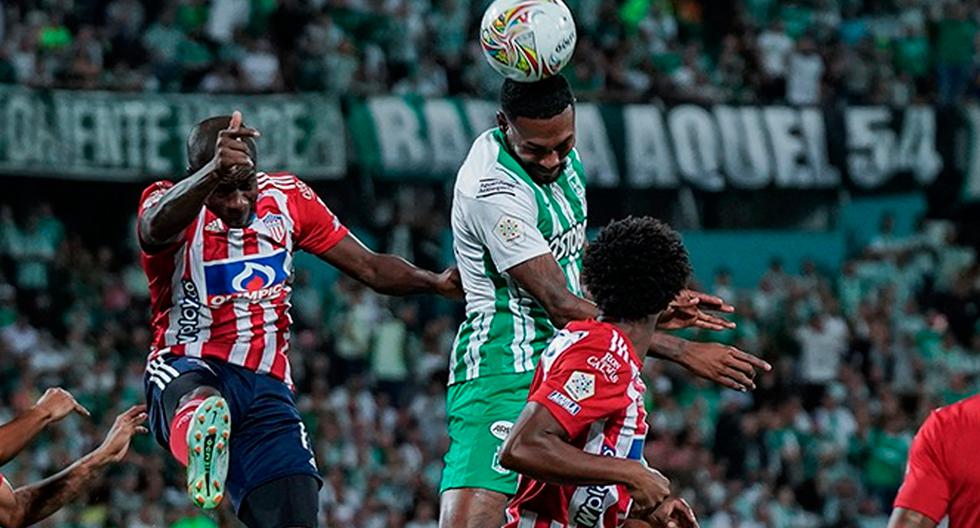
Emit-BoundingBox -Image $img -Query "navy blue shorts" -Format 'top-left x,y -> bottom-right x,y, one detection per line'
144,354 -> 322,511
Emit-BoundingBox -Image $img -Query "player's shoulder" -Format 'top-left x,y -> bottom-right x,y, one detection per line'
566,320 -> 627,351
139,180 -> 175,209
256,172 -> 316,201
550,321 -> 632,369
929,394 -> 980,434
455,130 -> 528,199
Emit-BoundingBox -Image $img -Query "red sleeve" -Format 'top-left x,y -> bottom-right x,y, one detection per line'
893,410 -> 950,523
287,177 -> 349,255
137,181 -> 174,220
136,181 -> 180,253
529,331 -> 632,439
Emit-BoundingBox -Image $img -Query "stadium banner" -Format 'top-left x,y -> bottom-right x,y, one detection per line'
0,87 -> 346,181
351,96 -> 968,195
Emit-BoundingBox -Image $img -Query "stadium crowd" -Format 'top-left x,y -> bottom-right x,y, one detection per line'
0,197 -> 976,527
0,0 -> 979,527
0,0 -> 978,105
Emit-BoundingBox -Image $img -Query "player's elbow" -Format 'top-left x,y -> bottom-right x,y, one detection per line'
1,493 -> 28,528
500,431 -> 544,473
498,437 -> 523,472
139,211 -> 168,247
543,295 -> 579,328
353,256 -> 385,292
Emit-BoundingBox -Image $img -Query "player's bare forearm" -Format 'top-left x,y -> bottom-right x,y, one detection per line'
5,453 -> 107,528
321,235 -> 460,298
649,334 -> 771,392
506,254 -> 597,327
500,403 -> 639,487
139,159 -> 221,248
647,332 -> 688,364
887,508 -> 938,528
0,407 -> 55,466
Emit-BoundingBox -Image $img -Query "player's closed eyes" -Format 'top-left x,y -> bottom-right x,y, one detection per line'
215,181 -> 255,195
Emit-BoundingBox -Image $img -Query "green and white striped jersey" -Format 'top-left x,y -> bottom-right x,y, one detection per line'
449,128 -> 588,385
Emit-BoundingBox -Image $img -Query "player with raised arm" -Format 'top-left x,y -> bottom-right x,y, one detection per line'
0,388 -> 90,466
137,111 -> 461,527
888,394 -> 980,527
500,217 -> 697,528
0,393 -> 146,528
441,75 -> 770,527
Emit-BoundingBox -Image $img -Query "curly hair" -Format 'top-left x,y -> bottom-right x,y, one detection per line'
500,75 -> 575,120
582,216 -> 692,321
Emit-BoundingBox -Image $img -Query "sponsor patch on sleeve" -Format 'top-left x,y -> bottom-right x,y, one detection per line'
564,371 -> 596,402
547,390 -> 582,415
494,215 -> 524,244
477,178 -> 518,198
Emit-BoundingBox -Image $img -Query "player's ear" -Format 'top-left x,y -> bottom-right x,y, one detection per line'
496,111 -> 508,132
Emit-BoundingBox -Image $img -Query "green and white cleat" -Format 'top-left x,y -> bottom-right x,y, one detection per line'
186,395 -> 231,509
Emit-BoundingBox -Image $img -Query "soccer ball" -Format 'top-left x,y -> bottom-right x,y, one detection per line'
480,0 -> 577,82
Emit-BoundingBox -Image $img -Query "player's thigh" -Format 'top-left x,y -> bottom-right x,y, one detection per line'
440,373 -> 532,496
439,488 -> 509,528
144,355 -> 225,447
227,376 -> 321,513
238,474 -> 319,528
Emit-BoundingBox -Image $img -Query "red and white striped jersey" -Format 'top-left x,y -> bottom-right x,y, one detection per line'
138,172 -> 348,386
505,319 -> 649,528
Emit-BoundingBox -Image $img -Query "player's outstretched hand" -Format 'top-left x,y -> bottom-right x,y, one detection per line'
93,405 -> 148,465
34,388 -> 90,423
646,497 -> 698,528
436,266 -> 464,300
625,464 -> 672,520
657,289 -> 735,332
214,110 -> 260,180
681,341 -> 771,392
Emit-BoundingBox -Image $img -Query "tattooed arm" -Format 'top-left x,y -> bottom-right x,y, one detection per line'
0,406 -> 146,528
887,508 -> 939,528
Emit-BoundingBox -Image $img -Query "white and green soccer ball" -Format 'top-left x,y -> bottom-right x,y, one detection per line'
479,0 -> 577,82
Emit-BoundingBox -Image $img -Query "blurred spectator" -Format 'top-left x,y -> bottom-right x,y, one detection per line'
936,3 -> 977,105
238,37 -> 282,92
786,35 -> 823,105
0,0 -> 976,104
206,0 -> 250,43
757,20 -> 793,99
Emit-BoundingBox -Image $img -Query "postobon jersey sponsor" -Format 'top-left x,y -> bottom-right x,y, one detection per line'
548,221 -> 587,262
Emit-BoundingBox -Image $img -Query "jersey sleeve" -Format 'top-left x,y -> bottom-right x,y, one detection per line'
460,173 -> 551,272
136,180 -> 181,253
528,332 -> 632,439
893,410 -> 950,523
289,177 -> 350,255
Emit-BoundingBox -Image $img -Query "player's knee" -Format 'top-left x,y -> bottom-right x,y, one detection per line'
239,475 -> 319,528
439,488 -> 508,528
179,385 -> 221,406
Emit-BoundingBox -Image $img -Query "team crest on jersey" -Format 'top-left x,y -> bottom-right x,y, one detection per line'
261,213 -> 287,244
203,251 -> 289,307
564,371 -> 595,402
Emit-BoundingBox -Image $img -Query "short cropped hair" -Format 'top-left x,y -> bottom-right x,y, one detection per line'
582,217 -> 692,321
500,75 -> 575,120
186,115 -> 257,174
